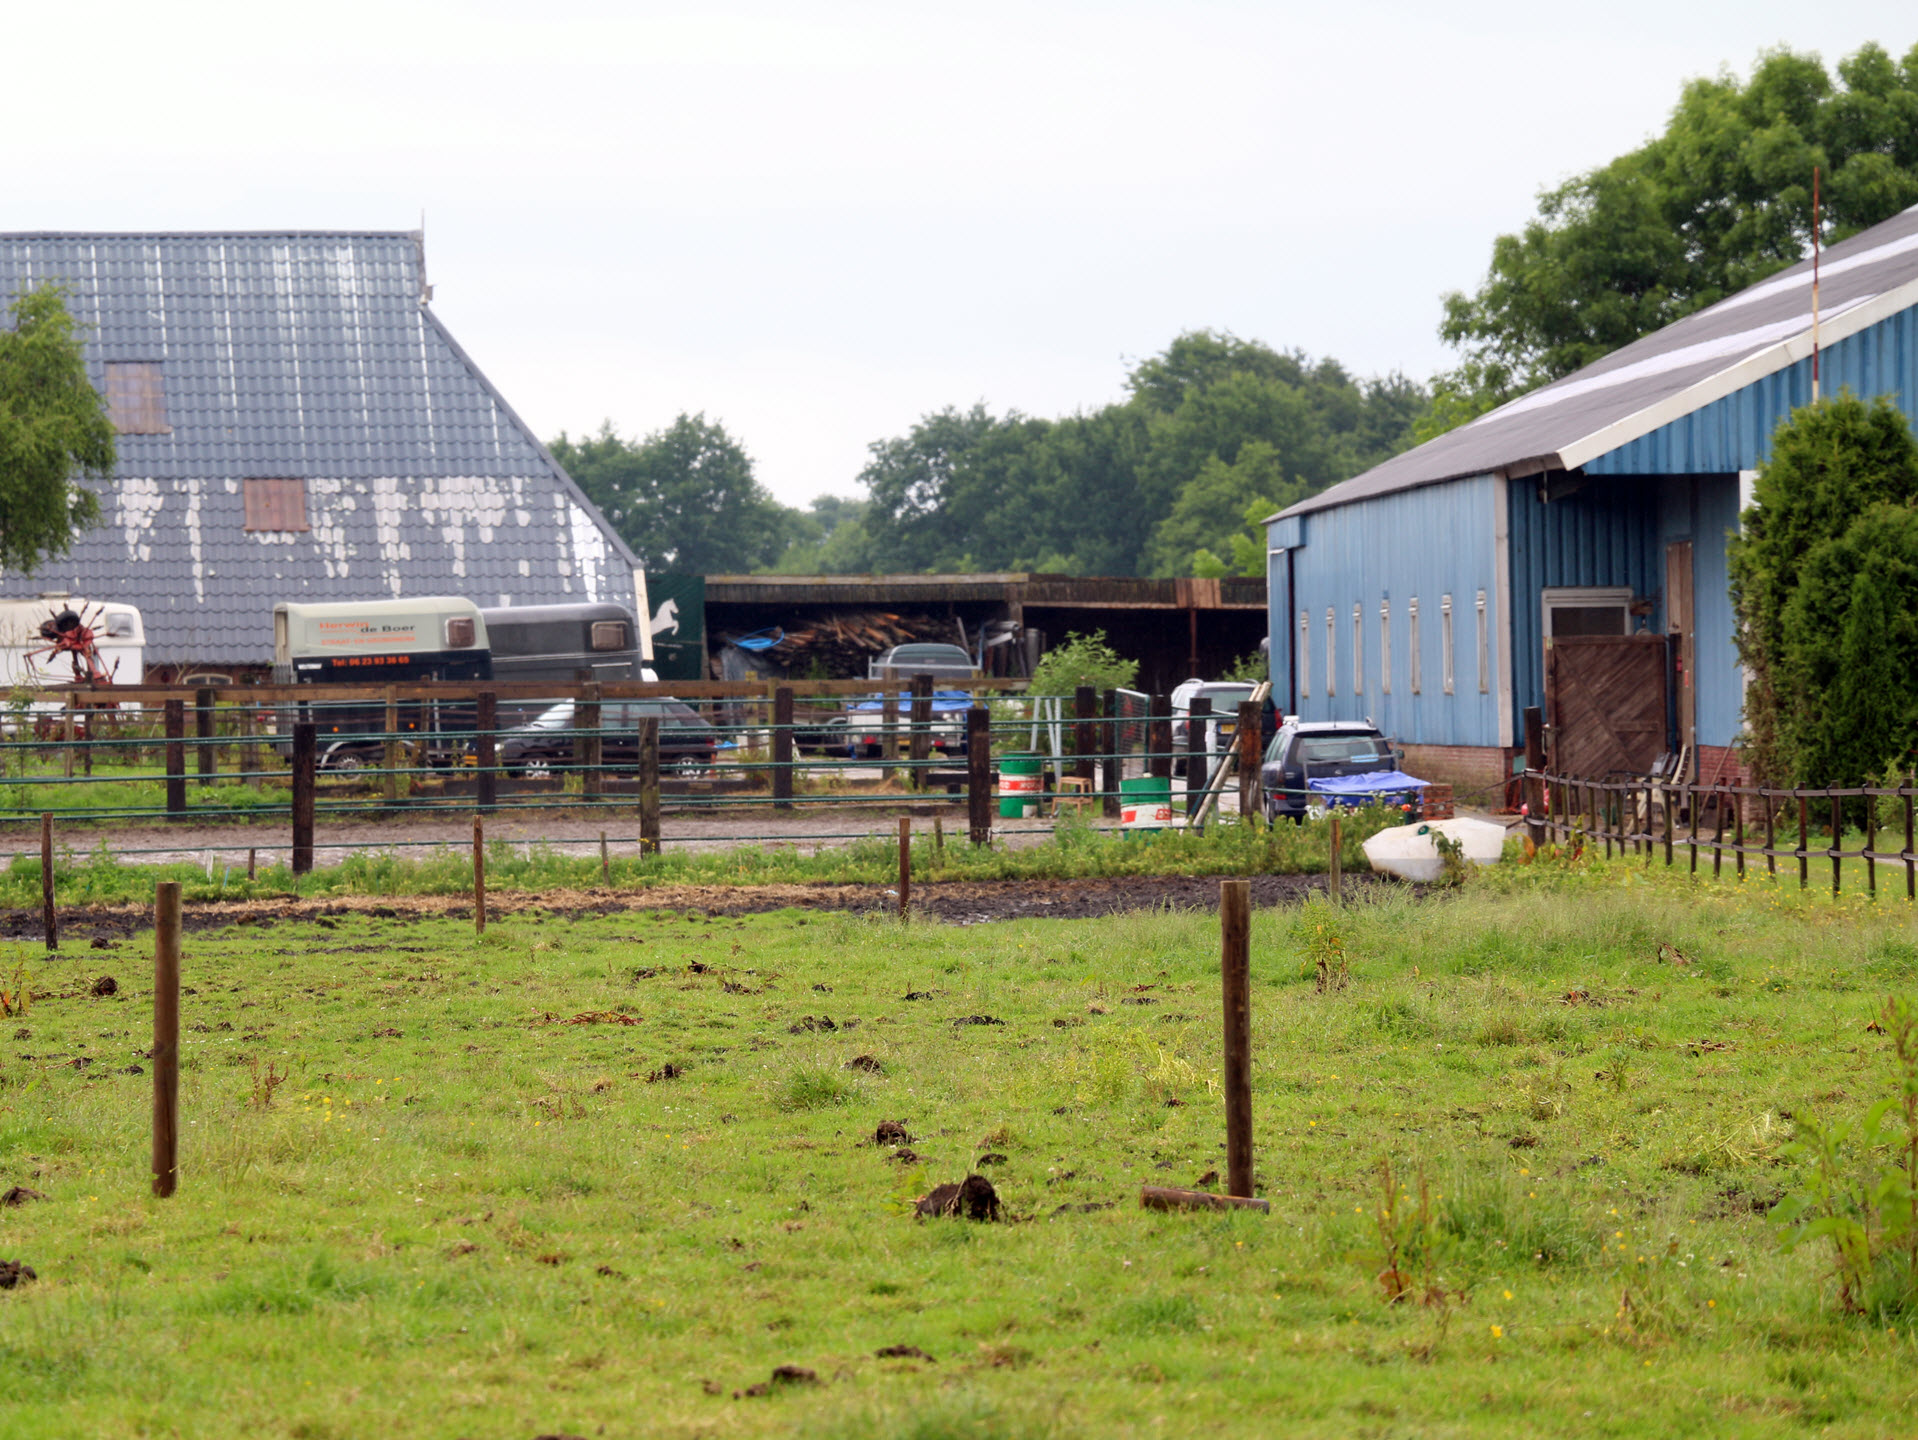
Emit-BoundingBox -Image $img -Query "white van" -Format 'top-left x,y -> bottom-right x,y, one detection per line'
0,597 -> 145,689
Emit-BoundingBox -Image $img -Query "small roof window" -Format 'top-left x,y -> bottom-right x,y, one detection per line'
104,362 -> 171,435
244,478 -> 310,533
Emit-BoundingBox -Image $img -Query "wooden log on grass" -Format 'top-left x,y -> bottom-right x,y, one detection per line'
1140,1186 -> 1270,1214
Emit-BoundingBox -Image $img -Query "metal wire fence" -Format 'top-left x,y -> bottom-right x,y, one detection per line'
0,680 -> 1318,869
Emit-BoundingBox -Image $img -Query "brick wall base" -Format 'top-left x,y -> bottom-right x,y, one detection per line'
1399,744 -> 1514,809
1695,744 -> 1751,789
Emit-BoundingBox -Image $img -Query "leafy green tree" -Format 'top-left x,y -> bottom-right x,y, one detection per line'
851,332 -> 1422,577
768,496 -> 876,573
0,284 -> 114,574
550,414 -> 799,573
1439,43 -> 1918,418
1027,629 -> 1138,697
1729,393 -> 1918,785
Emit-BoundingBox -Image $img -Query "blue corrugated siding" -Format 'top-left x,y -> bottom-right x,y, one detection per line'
1506,476 -> 1663,739
1268,475 -> 1500,745
1587,305 -> 1918,475
1266,546 -> 1291,707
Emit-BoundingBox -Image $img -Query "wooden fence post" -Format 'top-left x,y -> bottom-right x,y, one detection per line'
600,831 -> 610,884
898,816 -> 912,921
1866,789 -> 1878,898
475,690 -> 497,813
1831,793 -> 1843,897
194,687 -> 216,786
473,815 -> 486,935
1237,700 -> 1260,819
291,722 -> 316,875
62,697 -> 74,780
1220,878 -> 1253,1200
383,685 -> 400,805
638,717 -> 661,855
1100,690 -> 1122,819
1522,706 -> 1544,849
966,705 -> 991,846
1073,685 -> 1097,800
164,698 -> 186,820
908,674 -> 933,791
152,879 -> 181,1199
1186,696 -> 1212,819
1906,788 -> 1915,902
1798,795 -> 1810,890
40,813 -> 56,951
1328,811 -> 1343,904
1148,693 -> 1172,784
1734,790 -> 1746,880
1765,790 -> 1777,880
579,683 -> 603,801
772,686 -> 794,809
880,670 -> 898,784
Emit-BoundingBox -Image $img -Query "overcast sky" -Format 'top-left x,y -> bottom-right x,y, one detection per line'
8,2 -> 1914,506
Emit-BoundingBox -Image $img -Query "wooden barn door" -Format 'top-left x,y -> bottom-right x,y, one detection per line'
1546,635 -> 1670,778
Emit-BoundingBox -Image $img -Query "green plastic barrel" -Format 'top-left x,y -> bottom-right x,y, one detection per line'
998,752 -> 1044,818
1120,775 -> 1174,835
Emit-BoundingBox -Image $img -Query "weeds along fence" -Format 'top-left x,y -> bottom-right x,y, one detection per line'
0,678 -> 1317,873
1523,766 -> 1918,899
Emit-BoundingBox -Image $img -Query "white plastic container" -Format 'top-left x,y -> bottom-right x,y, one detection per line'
1361,817 -> 1509,882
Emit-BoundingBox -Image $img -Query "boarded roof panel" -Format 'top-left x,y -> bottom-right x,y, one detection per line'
104,362 -> 170,434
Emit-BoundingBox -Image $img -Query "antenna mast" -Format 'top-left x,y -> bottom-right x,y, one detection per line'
1811,166 -> 1821,403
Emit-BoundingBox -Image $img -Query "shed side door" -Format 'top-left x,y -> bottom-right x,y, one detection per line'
1545,635 -> 1670,779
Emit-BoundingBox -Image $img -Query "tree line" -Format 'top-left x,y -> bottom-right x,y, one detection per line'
555,43 -> 1918,584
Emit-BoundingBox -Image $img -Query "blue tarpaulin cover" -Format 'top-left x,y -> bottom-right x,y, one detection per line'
1306,770 -> 1431,806
847,690 -> 974,713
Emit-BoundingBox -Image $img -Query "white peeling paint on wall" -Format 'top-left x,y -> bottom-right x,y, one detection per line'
371,478 -> 409,597
118,478 -> 162,563
307,478 -> 354,580
566,500 -> 609,602
181,481 -> 204,603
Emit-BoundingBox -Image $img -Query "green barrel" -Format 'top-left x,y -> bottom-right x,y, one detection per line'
998,752 -> 1044,818
1120,775 -> 1174,834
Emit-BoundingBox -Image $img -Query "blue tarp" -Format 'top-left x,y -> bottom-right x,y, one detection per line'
846,690 -> 974,714
1306,770 -> 1431,807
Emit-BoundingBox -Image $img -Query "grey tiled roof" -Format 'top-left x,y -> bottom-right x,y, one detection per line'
0,231 -> 639,664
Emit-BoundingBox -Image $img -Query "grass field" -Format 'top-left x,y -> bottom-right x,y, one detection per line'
3,859 -> 1918,1436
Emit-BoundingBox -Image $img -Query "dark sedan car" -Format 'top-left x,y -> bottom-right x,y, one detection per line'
1260,719 -> 1408,821
500,698 -> 718,777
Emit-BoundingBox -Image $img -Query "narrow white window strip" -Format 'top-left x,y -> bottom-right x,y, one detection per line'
1298,611 -> 1310,700
1325,607 -> 1336,698
1409,598 -> 1421,695
1476,590 -> 1489,695
1380,600 -> 1392,696
1352,603 -> 1363,696
1441,594 -> 1455,696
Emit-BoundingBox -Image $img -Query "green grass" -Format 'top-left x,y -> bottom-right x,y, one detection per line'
0,805 -> 1411,908
2,860 -> 1918,1434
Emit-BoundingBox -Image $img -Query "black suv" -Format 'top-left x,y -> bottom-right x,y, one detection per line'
1260,720 -> 1406,821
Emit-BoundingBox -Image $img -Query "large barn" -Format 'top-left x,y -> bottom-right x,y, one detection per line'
1266,202 -> 1918,799
0,231 -> 643,674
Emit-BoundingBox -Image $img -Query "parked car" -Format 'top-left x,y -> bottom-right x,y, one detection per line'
1170,679 -> 1260,778
866,643 -> 976,680
1260,719 -> 1409,821
828,690 -> 973,758
500,698 -> 718,778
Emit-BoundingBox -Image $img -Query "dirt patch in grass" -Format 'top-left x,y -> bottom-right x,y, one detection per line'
0,872 -> 1384,942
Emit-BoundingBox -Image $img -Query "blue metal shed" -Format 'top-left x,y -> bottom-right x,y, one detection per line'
1267,202 -> 1918,787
